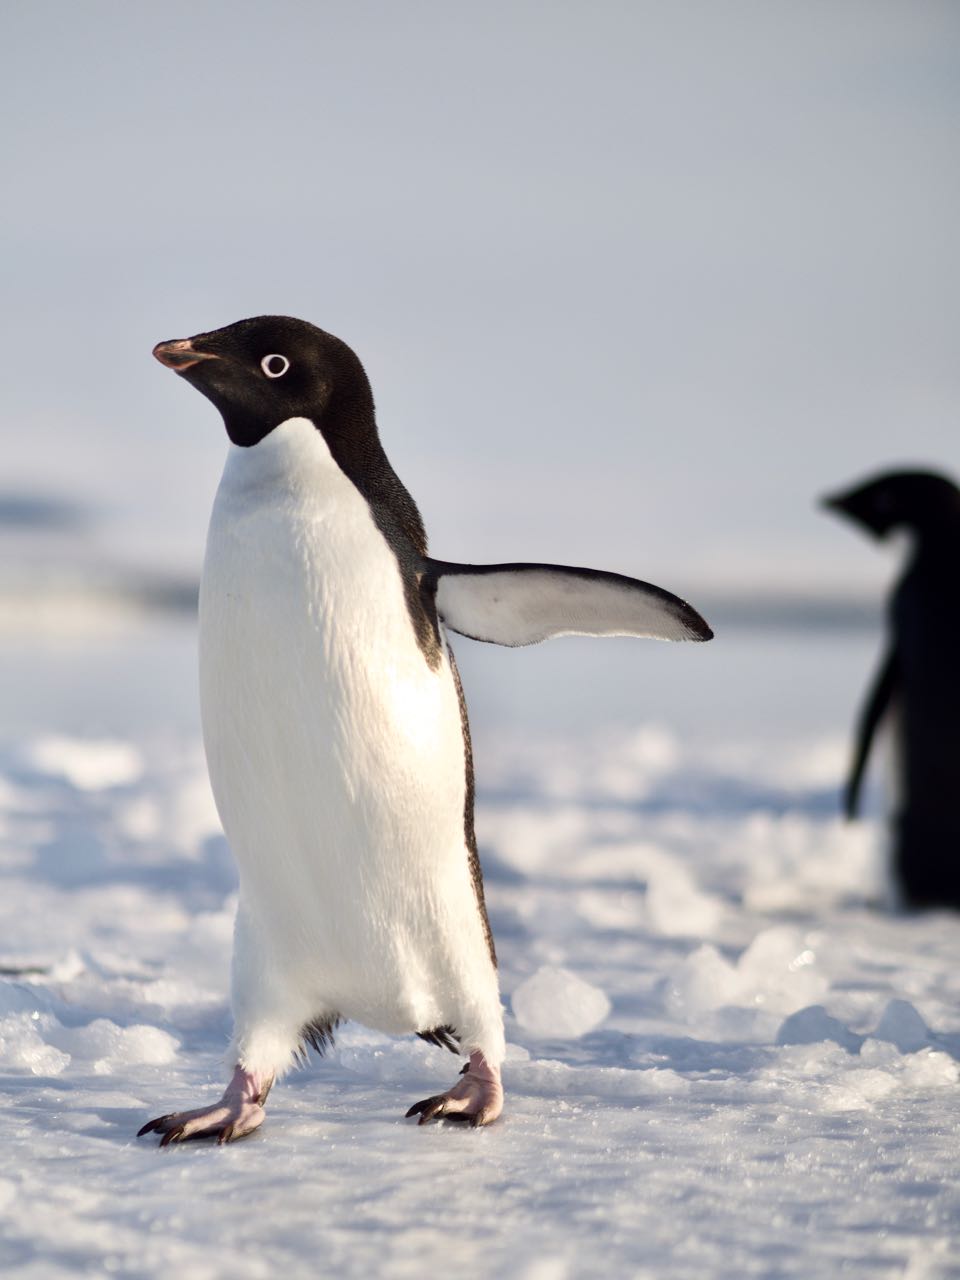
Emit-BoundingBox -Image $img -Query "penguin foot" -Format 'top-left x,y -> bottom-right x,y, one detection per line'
405,1050 -> 503,1128
137,1065 -> 272,1147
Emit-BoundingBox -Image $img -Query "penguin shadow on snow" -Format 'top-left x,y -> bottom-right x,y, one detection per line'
822,469 -> 960,911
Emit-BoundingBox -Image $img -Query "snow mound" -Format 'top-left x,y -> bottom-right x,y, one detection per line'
511,966 -> 611,1039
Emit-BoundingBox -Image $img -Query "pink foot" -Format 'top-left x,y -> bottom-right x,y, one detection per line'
405,1051 -> 503,1127
138,1065 -> 272,1146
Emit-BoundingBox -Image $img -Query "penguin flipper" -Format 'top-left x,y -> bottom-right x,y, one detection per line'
845,645 -> 899,819
423,559 -> 712,646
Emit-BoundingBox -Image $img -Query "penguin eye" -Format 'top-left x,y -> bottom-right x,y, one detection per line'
261,354 -> 290,379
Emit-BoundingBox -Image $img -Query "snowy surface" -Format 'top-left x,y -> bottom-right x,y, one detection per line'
2,622 -> 960,1278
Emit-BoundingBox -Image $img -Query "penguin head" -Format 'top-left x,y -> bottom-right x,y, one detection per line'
153,315 -> 375,449
822,470 -> 960,540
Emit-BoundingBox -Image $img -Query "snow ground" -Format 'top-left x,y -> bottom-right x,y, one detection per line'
1,622 -> 960,1278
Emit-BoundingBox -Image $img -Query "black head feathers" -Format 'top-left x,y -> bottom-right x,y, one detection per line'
154,315 -> 373,451
822,469 -> 960,540
154,315 -> 428,556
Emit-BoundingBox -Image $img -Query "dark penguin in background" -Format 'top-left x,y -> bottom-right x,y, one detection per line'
139,315 -> 712,1144
823,469 -> 960,909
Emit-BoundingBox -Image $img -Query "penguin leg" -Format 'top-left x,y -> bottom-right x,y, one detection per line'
138,908 -> 327,1146
405,1051 -> 503,1128
137,1063 -> 272,1146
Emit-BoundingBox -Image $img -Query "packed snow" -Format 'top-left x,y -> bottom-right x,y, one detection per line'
1,621 -> 959,1278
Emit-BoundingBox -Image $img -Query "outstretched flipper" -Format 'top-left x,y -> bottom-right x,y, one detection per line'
423,560 -> 712,647
845,645 -> 899,819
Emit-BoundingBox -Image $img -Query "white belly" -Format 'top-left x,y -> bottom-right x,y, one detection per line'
199,419 -> 498,1051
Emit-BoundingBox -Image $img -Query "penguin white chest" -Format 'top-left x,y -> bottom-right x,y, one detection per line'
198,419 -> 487,1034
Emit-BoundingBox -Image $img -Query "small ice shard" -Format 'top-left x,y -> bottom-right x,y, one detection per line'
736,926 -> 829,1014
662,944 -> 741,1018
776,1005 -> 863,1054
511,966 -> 611,1039
872,999 -> 931,1054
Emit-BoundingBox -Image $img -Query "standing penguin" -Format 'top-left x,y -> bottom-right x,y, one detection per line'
139,316 -> 712,1144
823,469 -> 960,909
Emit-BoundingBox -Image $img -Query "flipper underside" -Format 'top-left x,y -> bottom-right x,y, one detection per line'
423,559 -> 712,647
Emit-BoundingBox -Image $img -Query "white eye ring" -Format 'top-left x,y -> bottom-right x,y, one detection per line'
261,354 -> 290,378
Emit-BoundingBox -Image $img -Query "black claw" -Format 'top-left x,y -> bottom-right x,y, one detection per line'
418,1100 -> 448,1126
137,1115 -> 171,1137
158,1125 -> 185,1148
218,1124 -> 235,1145
406,1094 -> 450,1122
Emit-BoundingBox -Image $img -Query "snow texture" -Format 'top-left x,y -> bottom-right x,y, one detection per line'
2,632 -> 960,1278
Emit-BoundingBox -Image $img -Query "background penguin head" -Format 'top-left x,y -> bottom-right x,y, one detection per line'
821,469 -> 960,540
153,315 -> 375,449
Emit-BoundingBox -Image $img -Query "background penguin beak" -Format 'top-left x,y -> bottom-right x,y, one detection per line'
153,338 -> 220,373
820,493 -> 848,516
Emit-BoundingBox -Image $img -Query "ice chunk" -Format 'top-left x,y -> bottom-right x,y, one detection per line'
664,928 -> 828,1024
55,1019 -> 179,1073
0,1013 -> 69,1075
511,966 -> 611,1039
662,944 -> 742,1018
872,999 -> 931,1054
736,926 -> 829,1014
776,1005 -> 863,1053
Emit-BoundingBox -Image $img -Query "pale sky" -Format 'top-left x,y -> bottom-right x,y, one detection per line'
3,1 -> 958,600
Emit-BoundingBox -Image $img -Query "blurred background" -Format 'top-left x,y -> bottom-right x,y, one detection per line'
2,0 -> 958,742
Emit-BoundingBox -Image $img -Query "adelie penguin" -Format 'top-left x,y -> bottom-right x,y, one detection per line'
139,315 -> 712,1144
823,469 -> 960,910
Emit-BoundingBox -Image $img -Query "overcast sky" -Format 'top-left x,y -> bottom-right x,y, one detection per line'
3,1 -> 958,599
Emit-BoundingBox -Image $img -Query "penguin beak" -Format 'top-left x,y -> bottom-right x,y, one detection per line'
820,493 -> 848,516
153,338 -> 221,373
